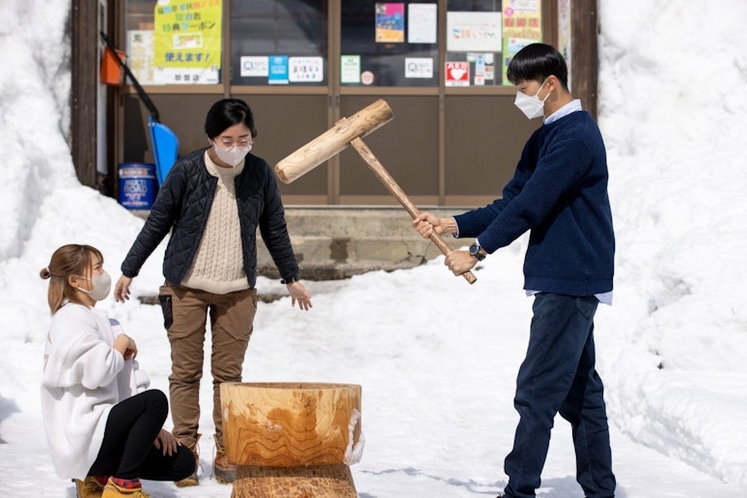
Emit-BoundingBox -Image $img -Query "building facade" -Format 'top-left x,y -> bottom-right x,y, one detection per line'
72,0 -> 598,208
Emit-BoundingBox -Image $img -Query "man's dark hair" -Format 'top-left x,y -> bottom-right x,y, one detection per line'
204,98 -> 258,139
506,43 -> 569,89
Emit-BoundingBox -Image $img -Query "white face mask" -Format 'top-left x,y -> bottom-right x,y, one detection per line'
213,143 -> 252,167
76,271 -> 112,301
514,79 -> 550,119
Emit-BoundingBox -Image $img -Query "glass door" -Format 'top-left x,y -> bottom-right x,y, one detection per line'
228,0 -> 332,203
337,0 -> 440,205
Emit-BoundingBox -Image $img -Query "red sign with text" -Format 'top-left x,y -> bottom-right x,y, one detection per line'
445,61 -> 470,87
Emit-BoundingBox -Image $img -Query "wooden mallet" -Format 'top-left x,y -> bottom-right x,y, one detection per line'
275,99 -> 476,284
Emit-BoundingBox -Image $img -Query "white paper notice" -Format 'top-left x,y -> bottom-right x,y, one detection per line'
289,56 -> 324,82
127,30 -> 156,85
405,57 -> 433,78
509,0 -> 540,12
408,4 -> 438,44
446,11 -> 502,53
341,55 -> 361,84
240,56 -> 269,77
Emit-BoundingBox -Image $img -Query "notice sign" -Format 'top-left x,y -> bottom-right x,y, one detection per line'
408,3 -> 437,44
405,57 -> 434,79
153,0 -> 222,84
127,30 -> 156,84
289,57 -> 324,82
502,0 -> 542,84
446,11 -> 502,53
240,56 -> 269,77
269,56 -> 289,84
340,55 -> 361,84
445,61 -> 469,87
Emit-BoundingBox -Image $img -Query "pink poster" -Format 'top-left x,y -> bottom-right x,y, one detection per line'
376,3 -> 405,43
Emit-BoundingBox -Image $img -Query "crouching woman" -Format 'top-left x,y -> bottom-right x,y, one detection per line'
40,244 -> 195,498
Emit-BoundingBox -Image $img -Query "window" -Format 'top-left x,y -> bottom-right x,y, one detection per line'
446,0 -> 543,87
340,1 -> 439,87
229,1 -> 329,86
124,0 -> 223,85
123,1 -> 544,89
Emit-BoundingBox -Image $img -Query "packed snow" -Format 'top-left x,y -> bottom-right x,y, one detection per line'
1,1 -> 746,496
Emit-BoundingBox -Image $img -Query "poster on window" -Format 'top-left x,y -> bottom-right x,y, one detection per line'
408,3 -> 437,44
502,0 -> 542,84
376,3 -> 405,43
341,55 -> 361,84
405,57 -> 434,79
446,12 -> 502,53
445,61 -> 470,87
269,56 -> 290,84
289,57 -> 324,83
153,0 -> 222,84
502,0 -> 542,40
126,30 -> 156,85
240,56 -> 269,77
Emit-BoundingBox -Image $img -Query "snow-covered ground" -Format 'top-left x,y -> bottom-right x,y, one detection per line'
1,1 -> 746,496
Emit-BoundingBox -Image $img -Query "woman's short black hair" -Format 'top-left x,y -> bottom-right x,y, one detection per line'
204,98 -> 258,139
506,43 -> 569,89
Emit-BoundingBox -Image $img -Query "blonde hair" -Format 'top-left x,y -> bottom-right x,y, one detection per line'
40,244 -> 104,314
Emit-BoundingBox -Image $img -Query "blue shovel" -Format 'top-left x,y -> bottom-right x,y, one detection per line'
100,31 -> 179,186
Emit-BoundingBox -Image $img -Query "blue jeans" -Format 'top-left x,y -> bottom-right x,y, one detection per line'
504,293 -> 616,498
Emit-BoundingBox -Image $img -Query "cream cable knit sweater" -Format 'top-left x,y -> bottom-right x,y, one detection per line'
181,151 -> 250,294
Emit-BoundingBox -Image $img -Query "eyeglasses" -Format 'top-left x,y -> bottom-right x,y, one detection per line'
216,139 -> 253,149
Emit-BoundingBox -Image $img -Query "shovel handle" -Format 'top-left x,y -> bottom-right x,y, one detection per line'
99,31 -> 160,122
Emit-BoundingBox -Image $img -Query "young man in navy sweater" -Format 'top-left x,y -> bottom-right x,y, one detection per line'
414,43 -> 616,498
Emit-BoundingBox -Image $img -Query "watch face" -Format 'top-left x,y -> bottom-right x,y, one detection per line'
470,243 -> 484,260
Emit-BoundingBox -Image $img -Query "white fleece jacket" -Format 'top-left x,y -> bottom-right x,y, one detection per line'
40,303 -> 150,480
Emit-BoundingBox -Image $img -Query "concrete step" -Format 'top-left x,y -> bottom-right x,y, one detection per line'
258,207 -> 470,280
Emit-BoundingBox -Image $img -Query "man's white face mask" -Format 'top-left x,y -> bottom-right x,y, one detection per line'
514,79 -> 550,120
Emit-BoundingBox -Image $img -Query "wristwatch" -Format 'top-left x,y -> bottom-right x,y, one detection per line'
469,241 -> 486,261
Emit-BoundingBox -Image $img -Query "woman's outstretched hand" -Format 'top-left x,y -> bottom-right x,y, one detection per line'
114,276 -> 132,303
287,281 -> 313,311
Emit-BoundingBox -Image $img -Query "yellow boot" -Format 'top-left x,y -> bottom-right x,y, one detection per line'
101,478 -> 150,498
73,476 -> 105,498
175,434 -> 201,487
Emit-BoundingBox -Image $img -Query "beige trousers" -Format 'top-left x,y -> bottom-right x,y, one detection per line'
158,282 -> 258,450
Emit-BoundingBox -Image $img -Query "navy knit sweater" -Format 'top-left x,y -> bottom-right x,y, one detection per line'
454,110 -> 614,296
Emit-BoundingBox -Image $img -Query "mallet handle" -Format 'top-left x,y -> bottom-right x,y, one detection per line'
350,138 -> 477,285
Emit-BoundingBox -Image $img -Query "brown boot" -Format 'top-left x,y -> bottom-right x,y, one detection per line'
175,434 -> 201,487
213,443 -> 237,484
73,476 -> 105,498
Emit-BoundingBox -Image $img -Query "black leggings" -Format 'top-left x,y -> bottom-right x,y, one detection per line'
88,390 -> 195,481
